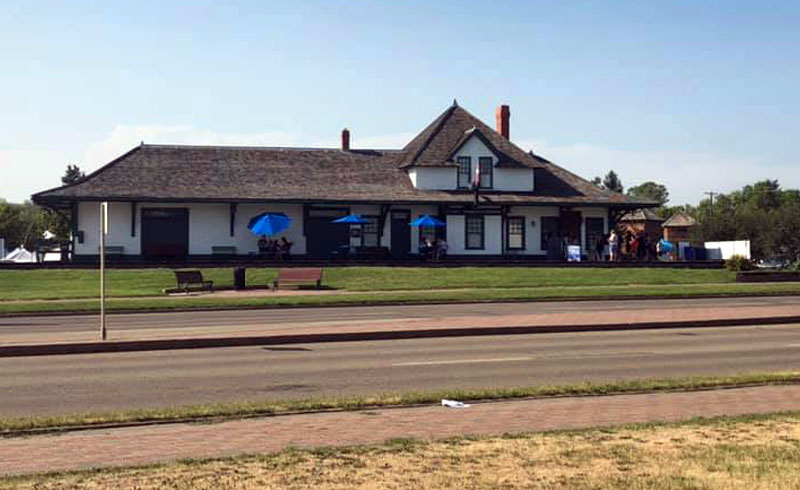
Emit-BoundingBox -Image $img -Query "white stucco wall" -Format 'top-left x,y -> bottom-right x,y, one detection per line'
494,167 -> 534,192
445,214 -> 502,255
407,167 -> 456,190
504,206 -> 559,255
452,135 -> 534,192
73,200 -> 611,258
74,201 -> 306,256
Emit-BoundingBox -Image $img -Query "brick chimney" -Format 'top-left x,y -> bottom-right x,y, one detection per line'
341,128 -> 350,151
496,104 -> 510,139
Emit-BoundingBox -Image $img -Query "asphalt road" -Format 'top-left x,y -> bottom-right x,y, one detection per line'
1,321 -> 799,417
2,296 -> 800,335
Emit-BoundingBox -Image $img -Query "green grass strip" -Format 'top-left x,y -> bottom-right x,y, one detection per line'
2,282 -> 800,315
0,267 -> 736,301
1,371 -> 798,436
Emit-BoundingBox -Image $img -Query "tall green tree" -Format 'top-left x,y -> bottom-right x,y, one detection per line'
602,171 -> 624,193
61,164 -> 85,185
627,181 -> 669,206
591,171 -> 624,193
692,180 -> 800,261
0,200 -> 69,250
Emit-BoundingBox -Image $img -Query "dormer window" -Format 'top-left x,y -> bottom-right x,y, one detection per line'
457,156 -> 471,189
478,157 -> 493,189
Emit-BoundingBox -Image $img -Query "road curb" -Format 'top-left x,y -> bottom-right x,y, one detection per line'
2,315 -> 800,358
2,291 -> 800,319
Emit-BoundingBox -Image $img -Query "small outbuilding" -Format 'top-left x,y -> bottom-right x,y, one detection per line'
618,208 -> 664,242
662,212 -> 697,243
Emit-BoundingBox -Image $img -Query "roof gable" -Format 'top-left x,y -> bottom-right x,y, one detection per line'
399,103 -> 540,169
663,212 -> 698,227
445,128 -> 522,168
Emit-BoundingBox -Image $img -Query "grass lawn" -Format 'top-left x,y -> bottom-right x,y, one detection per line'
2,281 -> 800,315
0,267 -> 737,301
3,411 -> 799,489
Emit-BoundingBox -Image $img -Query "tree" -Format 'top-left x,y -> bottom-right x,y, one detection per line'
627,181 -> 669,206
0,199 -> 69,250
691,180 -> 800,261
61,164 -> 85,185
591,176 -> 602,187
602,171 -> 624,193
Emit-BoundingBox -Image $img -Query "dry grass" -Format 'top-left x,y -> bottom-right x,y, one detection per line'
4,413 -> 800,489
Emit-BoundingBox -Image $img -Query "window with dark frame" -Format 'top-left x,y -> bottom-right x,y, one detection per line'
465,215 -> 484,250
457,156 -> 471,188
478,157 -> 493,189
361,216 -> 379,247
507,216 -> 525,250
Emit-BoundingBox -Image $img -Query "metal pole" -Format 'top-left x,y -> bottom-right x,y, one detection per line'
100,202 -> 107,341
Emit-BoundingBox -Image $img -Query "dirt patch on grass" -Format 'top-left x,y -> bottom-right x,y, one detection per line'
5,414 -> 800,489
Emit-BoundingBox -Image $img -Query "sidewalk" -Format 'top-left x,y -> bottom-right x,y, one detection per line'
1,384 -> 798,476
2,300 -> 800,357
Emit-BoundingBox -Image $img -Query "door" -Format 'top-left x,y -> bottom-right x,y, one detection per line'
559,210 -> 582,244
141,208 -> 189,258
390,210 -> 411,259
305,208 -> 349,259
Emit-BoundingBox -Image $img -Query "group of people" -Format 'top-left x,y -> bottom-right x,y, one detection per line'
607,230 -> 665,262
257,236 -> 293,259
419,237 -> 448,260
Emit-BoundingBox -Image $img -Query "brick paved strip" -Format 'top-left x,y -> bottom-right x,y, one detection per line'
1,385 -> 798,477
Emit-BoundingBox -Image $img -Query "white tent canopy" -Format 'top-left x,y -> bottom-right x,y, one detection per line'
1,246 -> 36,263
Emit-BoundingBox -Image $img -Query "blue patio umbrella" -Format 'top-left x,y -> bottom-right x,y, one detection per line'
332,214 -> 371,224
248,212 -> 292,237
409,215 -> 446,227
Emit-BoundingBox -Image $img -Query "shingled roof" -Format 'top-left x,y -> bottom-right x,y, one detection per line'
33,103 -> 656,208
663,212 -> 698,227
619,208 -> 665,222
399,103 -> 541,169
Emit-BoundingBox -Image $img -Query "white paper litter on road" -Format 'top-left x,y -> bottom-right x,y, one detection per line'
441,399 -> 470,408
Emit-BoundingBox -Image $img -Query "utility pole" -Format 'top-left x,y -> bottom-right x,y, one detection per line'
704,191 -> 717,240
704,191 -> 716,208
99,202 -> 108,341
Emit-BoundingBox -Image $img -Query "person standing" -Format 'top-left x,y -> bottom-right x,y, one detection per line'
608,230 -> 619,262
594,233 -> 605,262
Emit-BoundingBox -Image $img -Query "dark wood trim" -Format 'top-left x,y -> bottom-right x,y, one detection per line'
229,203 -> 237,237
130,202 -> 137,237
34,195 -> 660,209
377,204 -> 390,241
464,215 -> 485,250
70,202 -> 79,236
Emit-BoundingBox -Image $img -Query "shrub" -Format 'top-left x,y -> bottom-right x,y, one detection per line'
726,255 -> 756,271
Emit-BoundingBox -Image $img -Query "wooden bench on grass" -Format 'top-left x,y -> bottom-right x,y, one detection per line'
273,268 -> 323,291
171,270 -> 214,294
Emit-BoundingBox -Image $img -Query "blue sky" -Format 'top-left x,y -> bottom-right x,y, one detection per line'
1,0 -> 798,204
